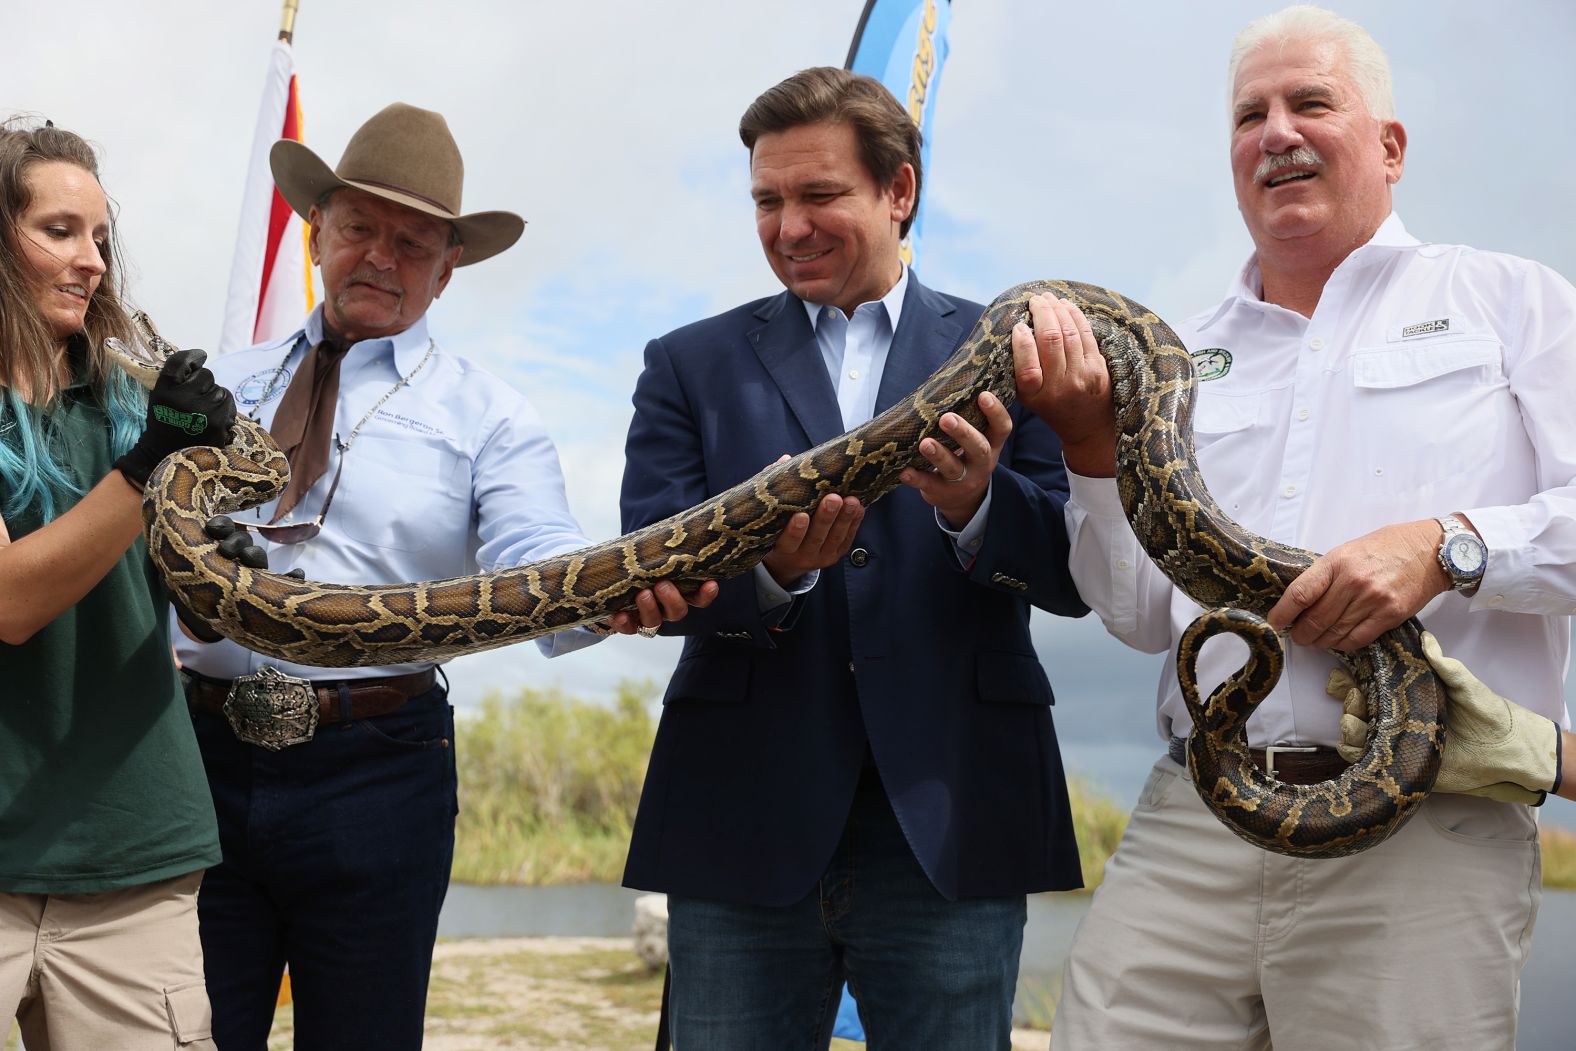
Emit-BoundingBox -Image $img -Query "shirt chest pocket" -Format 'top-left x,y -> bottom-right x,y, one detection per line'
1351,337 -> 1506,497
1193,396 -> 1257,445
335,436 -> 473,553
1192,395 -> 1270,527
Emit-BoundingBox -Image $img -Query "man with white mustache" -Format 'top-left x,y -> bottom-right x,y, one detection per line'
1010,5 -> 1576,1050
175,103 -> 714,1051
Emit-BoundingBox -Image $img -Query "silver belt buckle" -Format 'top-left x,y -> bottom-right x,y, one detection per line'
1264,742 -> 1318,780
223,666 -> 320,750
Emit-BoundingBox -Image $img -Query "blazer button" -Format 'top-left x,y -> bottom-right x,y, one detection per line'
849,547 -> 870,568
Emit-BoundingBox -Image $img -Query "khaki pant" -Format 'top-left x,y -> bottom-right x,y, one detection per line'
1051,756 -> 1540,1051
0,871 -> 215,1050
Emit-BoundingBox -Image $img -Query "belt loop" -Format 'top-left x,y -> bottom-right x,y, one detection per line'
435,665 -> 450,697
337,683 -> 354,724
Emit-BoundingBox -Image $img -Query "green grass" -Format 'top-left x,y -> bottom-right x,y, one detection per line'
449,681 -> 1139,890
449,681 -> 1576,892
452,683 -> 657,885
1065,777 -> 1129,891
1014,970 -> 1064,1031
1542,823 -> 1576,889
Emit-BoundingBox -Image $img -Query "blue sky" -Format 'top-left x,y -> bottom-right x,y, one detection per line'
9,0 -> 1575,822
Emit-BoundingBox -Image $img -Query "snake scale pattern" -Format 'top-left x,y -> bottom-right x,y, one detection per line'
115,282 -> 1442,857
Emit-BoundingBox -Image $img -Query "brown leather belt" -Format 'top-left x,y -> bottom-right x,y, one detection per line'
1247,745 -> 1348,785
1170,736 -> 1349,786
185,668 -> 437,726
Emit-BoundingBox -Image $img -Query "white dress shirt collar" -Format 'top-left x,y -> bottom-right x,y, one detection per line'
1199,213 -> 1419,334
797,263 -> 910,334
300,305 -> 434,374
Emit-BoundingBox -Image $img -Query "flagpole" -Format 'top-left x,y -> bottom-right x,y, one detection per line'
279,0 -> 300,43
220,0 -> 310,353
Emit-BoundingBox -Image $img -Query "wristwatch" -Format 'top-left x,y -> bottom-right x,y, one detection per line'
1436,514 -> 1487,592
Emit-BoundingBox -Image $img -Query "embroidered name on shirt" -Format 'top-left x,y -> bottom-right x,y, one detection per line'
375,409 -> 445,438
1191,347 -> 1232,381
1400,318 -> 1450,339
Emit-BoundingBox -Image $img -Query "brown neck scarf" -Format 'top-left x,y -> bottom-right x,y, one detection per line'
267,339 -> 348,522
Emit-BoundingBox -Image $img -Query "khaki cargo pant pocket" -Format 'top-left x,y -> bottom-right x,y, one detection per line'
165,979 -> 217,1049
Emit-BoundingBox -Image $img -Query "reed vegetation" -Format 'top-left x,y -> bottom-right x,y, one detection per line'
450,682 -> 1576,892
452,683 -> 656,886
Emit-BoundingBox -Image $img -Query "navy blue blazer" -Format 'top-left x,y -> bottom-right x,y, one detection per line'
619,275 -> 1088,906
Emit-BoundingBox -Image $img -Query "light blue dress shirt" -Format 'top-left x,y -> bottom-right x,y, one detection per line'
805,264 -> 909,431
755,267 -> 989,610
174,306 -> 601,681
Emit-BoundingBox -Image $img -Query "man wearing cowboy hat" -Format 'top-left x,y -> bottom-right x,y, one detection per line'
176,102 -> 715,1051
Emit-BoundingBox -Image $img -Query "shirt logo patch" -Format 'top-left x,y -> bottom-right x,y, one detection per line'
236,367 -> 292,408
1190,347 -> 1232,381
1400,318 -> 1450,339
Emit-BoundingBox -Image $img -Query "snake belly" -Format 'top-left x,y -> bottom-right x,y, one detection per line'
122,282 -> 1442,857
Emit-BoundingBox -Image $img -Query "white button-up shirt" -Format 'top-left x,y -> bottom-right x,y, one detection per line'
175,307 -> 600,681
1067,214 -> 1576,747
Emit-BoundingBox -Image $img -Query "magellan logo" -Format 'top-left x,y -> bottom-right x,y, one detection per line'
1401,318 -> 1450,338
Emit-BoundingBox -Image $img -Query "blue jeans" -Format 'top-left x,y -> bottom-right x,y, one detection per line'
191,683 -> 457,1051
667,762 -> 1026,1050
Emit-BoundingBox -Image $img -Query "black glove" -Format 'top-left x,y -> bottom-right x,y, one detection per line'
171,516 -> 306,643
113,349 -> 236,491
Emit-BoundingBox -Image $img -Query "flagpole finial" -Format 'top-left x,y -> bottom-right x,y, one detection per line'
279,0 -> 301,43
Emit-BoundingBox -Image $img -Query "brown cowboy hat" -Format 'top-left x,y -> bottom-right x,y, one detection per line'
269,102 -> 523,266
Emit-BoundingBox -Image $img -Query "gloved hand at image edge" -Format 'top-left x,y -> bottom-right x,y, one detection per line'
1325,631 -> 1563,805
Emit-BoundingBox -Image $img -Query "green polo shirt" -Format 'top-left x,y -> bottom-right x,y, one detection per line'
0,385 -> 219,892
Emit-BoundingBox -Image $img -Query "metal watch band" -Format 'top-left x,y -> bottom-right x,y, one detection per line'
1436,513 -> 1486,592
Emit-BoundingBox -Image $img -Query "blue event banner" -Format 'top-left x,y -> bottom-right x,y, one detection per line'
844,0 -> 954,270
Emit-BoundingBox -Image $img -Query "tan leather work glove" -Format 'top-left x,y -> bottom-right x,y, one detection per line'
1325,631 -> 1561,805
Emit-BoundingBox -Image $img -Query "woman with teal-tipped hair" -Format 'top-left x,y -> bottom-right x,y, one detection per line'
0,116 -> 236,1050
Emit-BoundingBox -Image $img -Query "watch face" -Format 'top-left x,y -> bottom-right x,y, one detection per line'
1446,535 -> 1486,574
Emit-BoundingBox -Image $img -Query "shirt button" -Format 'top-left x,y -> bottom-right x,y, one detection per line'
1297,408 -> 1311,421
1309,338 -> 1325,351
1284,485 -> 1298,497
849,661 -> 856,674
849,369 -> 861,380
1116,559 -> 1131,570
1487,595 -> 1505,608
849,547 -> 870,568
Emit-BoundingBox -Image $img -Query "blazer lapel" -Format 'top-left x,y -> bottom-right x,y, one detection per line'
874,275 -> 965,414
748,291 -> 846,446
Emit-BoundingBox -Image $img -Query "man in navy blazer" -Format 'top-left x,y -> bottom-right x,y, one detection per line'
620,67 -> 1088,1049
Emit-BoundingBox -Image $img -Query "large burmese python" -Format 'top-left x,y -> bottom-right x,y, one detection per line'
111,282 -> 1441,857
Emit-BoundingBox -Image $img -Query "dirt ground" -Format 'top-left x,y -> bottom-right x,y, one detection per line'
264,936 -> 1049,1050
